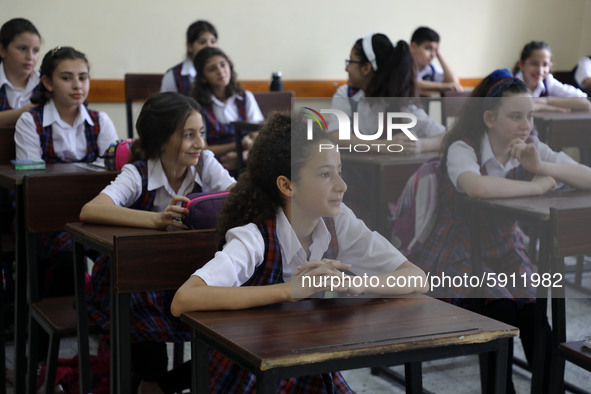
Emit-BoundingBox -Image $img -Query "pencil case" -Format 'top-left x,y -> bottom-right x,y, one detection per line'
182,191 -> 230,229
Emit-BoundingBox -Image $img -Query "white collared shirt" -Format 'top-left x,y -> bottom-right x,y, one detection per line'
417,63 -> 444,82
515,71 -> 587,98
160,59 -> 196,93
101,150 -> 235,212
204,91 -> 263,132
0,62 -> 40,109
327,84 -> 445,137
447,132 -> 578,193
194,204 -> 407,286
574,57 -> 591,89
14,99 -> 118,161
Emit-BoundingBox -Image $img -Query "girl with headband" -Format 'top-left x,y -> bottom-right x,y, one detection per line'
328,33 -> 446,154
414,68 -> 591,393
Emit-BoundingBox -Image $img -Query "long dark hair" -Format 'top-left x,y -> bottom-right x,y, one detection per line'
0,18 -> 41,59
191,47 -> 242,106
352,34 -> 416,98
441,69 -> 529,169
129,92 -> 202,162
32,46 -> 89,106
217,112 -> 328,235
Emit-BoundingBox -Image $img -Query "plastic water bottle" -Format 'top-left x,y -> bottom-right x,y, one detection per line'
270,72 -> 283,91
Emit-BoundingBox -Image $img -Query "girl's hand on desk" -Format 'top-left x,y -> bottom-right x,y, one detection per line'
531,175 -> 557,194
391,133 -> 422,154
533,99 -> 570,113
290,259 -> 352,300
156,195 -> 190,229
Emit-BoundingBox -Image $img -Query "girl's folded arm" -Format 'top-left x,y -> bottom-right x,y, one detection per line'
80,193 -> 163,229
457,171 -> 547,198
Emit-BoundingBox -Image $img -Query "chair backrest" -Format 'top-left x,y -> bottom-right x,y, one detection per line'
552,70 -> 576,87
114,229 -> 219,294
440,91 -> 471,128
253,91 -> 294,117
124,73 -> 163,138
24,171 -> 118,233
551,206 -> 591,258
0,128 -> 16,164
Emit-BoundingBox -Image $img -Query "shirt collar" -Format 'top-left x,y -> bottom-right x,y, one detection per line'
0,62 -> 40,91
481,131 -> 520,173
42,100 -> 93,128
210,93 -> 243,107
275,208 -> 331,266
181,58 -> 196,78
515,70 -> 544,96
146,157 -> 197,192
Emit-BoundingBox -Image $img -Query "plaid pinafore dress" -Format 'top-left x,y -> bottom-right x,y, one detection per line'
87,160 -> 202,343
414,139 -> 537,304
206,216 -> 353,393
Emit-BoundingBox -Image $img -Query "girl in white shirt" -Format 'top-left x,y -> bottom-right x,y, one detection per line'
191,46 -> 263,169
160,20 -> 218,96
513,41 -> 591,112
329,33 -> 446,154
14,46 -> 117,162
80,92 -> 235,394
171,112 -> 427,393
0,18 -> 41,127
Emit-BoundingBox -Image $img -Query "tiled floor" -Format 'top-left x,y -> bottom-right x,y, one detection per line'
4,265 -> 591,393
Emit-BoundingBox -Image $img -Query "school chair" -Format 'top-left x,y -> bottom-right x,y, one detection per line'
124,73 -> 163,139
111,229 -> 220,393
0,127 -> 16,394
552,70 -> 577,87
233,90 -> 295,170
440,91 -> 471,129
547,206 -> 591,393
24,172 -> 117,394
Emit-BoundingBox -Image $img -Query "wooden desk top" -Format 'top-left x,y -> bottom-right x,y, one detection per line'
534,111 -> 591,121
465,189 -> 591,222
340,151 -> 436,166
181,295 -> 517,371
0,162 -> 116,189
66,222 -> 167,250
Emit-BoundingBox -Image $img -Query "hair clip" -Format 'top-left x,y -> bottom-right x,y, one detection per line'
50,46 -> 62,56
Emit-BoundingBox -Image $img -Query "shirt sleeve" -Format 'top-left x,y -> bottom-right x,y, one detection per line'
244,91 -> 264,122
100,163 -> 143,207
334,204 -> 407,275
574,57 -> 591,89
159,70 -> 177,93
446,141 -> 480,191
97,112 -> 119,156
546,74 -> 587,97
533,136 -> 578,165
14,111 -> 43,160
327,85 -> 352,132
199,150 -> 236,191
405,104 -> 446,138
192,223 -> 265,286
431,62 -> 445,82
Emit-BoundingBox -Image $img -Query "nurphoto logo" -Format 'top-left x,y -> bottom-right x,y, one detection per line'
302,107 -> 418,153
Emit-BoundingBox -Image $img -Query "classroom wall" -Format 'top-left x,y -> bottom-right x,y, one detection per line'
4,0 -> 591,136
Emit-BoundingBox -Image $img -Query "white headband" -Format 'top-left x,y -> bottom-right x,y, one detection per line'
362,34 -> 378,71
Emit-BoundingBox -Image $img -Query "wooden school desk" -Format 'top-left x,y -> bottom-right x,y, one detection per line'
340,151 -> 436,236
66,222 -> 219,394
465,189 -> 591,393
0,163 -> 117,394
181,294 -> 518,394
533,111 -> 591,151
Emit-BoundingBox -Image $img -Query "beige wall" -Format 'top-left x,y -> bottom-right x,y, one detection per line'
4,0 -> 591,135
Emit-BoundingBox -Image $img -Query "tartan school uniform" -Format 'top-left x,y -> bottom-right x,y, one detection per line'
0,62 -> 41,111
160,59 -> 195,96
194,204 -> 406,393
201,91 -> 264,147
413,133 -> 578,306
88,153 -> 235,343
205,217 -> 352,393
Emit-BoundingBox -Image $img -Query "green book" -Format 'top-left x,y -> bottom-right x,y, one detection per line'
10,159 -> 46,171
